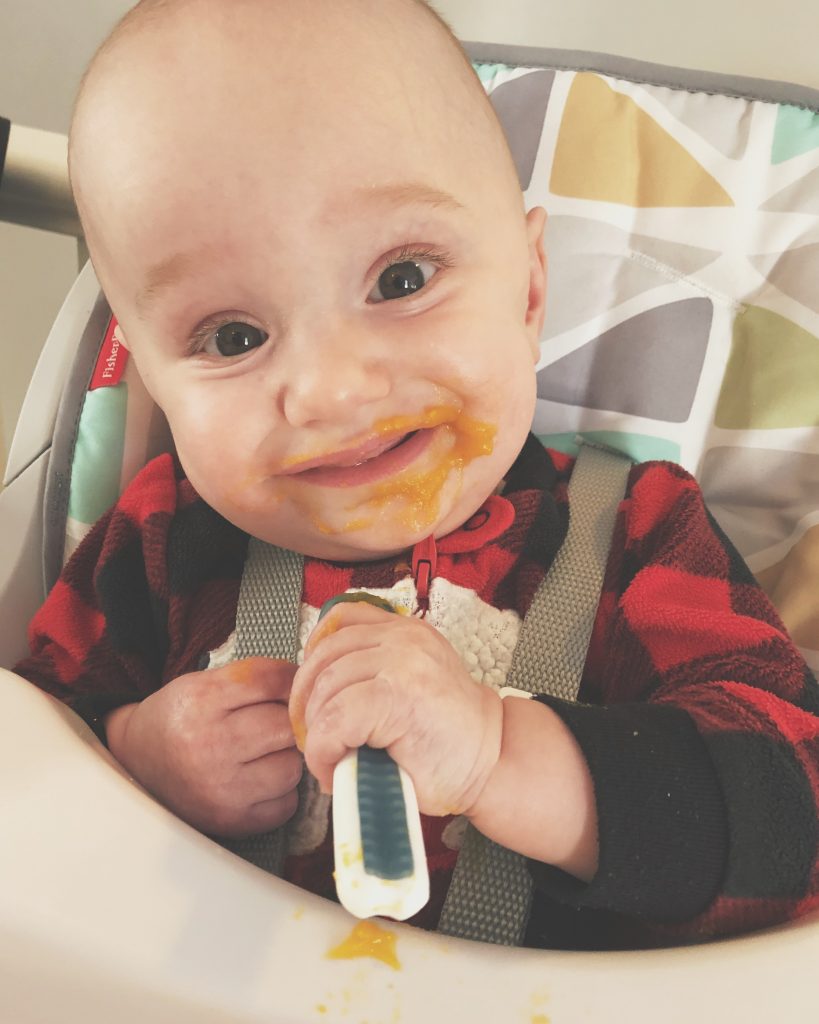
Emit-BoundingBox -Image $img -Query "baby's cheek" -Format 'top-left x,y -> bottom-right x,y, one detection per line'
205,454 -> 287,518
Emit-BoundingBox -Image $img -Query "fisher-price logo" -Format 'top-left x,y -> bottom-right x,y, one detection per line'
89,318 -> 128,390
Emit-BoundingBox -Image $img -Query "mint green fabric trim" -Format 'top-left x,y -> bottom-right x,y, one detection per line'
772,105 -> 819,164
67,384 -> 127,525
473,61 -> 511,86
537,430 -> 680,465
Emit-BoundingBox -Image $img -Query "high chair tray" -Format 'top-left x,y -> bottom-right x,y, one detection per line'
2,666 -> 819,1024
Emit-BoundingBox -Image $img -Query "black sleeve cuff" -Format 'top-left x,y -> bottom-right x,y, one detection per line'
69,693 -> 138,746
529,696 -> 729,923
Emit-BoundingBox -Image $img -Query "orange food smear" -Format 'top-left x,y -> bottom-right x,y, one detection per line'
327,920 -> 401,970
282,406 -> 458,470
248,406 -> 497,539
290,713 -> 307,752
318,407 -> 495,535
363,412 -> 495,533
306,614 -> 340,652
228,659 -> 255,683
289,612 -> 344,748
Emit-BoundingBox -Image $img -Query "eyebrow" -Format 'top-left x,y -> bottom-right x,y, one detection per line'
337,181 -> 466,215
136,250 -> 199,318
136,182 -> 464,316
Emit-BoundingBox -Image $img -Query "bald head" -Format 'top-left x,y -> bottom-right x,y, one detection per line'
69,0 -> 520,241
67,0 -> 537,370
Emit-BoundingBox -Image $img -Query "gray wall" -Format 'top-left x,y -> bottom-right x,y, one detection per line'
3,0 -> 818,468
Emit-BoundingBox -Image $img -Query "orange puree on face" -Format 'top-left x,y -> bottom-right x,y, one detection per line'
305,406 -> 496,535
365,411 -> 495,533
327,920 -> 401,970
282,405 -> 459,470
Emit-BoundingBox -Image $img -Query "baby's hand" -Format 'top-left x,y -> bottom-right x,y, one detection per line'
105,658 -> 302,837
290,602 -> 503,817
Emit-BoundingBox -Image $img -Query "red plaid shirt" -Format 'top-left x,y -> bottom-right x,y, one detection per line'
16,436 -> 819,949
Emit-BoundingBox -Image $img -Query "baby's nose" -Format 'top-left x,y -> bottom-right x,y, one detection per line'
281,335 -> 392,428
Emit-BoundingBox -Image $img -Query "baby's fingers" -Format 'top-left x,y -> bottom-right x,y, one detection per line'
302,679 -> 399,793
302,648 -> 392,732
207,657 -> 298,711
304,600 -> 399,658
228,700 -> 296,764
291,629 -> 383,747
217,775 -> 301,837
293,622 -> 383,696
185,746 -> 303,837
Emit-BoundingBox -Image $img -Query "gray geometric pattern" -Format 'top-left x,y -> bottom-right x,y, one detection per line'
488,70 -> 554,190
538,298 -> 713,421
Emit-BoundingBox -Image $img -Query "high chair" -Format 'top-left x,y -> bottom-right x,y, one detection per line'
2,33 -> 819,1024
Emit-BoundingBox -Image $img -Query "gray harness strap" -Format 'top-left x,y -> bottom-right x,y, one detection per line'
219,540 -> 304,874
437,441 -> 632,945
226,441 -> 631,944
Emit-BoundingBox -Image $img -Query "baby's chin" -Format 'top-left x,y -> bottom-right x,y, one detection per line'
246,515 -> 444,563
291,537 -> 420,564
248,490 -> 503,564
196,446 -> 512,562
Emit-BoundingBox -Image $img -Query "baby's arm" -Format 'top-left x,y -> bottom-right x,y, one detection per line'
465,694 -> 598,881
291,602 -> 598,881
529,458 -> 819,943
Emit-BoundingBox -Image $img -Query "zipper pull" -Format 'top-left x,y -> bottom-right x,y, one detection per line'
411,534 -> 437,616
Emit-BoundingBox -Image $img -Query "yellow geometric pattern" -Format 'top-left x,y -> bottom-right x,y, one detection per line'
551,74 -> 734,207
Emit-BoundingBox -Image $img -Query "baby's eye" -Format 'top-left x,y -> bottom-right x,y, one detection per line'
205,321 -> 269,357
368,257 -> 439,303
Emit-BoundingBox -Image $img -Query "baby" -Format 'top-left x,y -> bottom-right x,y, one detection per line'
17,0 -> 819,950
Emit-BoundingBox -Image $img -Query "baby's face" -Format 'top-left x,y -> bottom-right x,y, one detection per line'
78,12 -> 546,560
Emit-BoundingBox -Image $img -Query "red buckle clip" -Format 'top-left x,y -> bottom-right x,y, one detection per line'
411,534 -> 437,615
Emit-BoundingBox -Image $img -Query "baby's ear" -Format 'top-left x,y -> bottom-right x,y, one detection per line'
523,206 -> 547,359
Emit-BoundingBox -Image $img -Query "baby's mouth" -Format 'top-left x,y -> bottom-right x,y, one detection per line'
282,427 -> 438,488
330,431 -> 417,468
281,427 -> 422,475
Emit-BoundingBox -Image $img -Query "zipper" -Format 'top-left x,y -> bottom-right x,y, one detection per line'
411,534 -> 437,617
